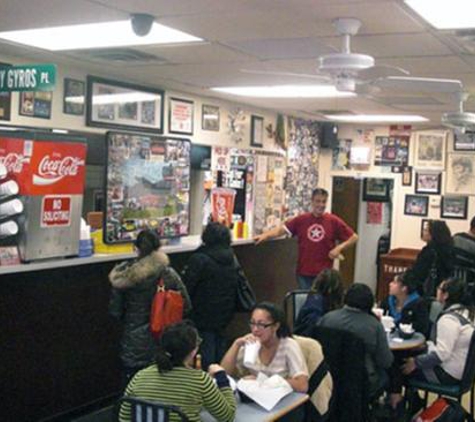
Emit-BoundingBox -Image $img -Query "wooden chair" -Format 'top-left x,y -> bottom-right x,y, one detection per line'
117,396 -> 189,422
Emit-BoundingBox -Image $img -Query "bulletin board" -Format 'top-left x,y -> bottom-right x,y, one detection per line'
104,131 -> 191,243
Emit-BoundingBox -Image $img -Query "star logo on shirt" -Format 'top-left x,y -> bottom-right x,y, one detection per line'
307,223 -> 325,243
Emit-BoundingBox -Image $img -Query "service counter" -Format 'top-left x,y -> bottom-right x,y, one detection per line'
0,236 -> 298,422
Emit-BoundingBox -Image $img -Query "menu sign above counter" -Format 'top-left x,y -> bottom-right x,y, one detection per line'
0,64 -> 56,92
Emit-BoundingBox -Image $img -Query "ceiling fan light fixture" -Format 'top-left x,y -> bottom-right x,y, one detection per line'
441,112 -> 475,130
318,53 -> 374,72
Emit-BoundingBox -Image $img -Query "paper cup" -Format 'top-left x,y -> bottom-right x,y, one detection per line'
0,221 -> 18,237
0,199 -> 23,216
243,342 -> 261,366
0,180 -> 19,197
381,315 -> 395,331
372,307 -> 384,319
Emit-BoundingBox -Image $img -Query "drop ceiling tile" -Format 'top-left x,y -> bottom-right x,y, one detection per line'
379,56 -> 474,76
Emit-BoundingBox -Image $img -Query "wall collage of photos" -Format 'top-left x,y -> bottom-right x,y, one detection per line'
105,132 -> 190,243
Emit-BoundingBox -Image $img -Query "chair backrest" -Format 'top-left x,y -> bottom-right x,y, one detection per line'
453,265 -> 475,285
308,325 -> 369,422
283,289 -> 311,329
118,396 -> 189,422
459,330 -> 475,393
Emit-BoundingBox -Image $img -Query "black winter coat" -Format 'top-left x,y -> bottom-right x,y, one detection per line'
181,244 -> 239,332
381,295 -> 430,337
108,251 -> 191,369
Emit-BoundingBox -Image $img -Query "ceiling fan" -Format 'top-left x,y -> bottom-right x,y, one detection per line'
241,18 -> 462,96
441,91 -> 475,133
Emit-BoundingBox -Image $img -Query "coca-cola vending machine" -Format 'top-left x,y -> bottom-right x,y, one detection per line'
0,132 -> 87,261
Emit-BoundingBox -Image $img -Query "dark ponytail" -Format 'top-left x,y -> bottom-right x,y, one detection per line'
155,321 -> 199,373
134,229 -> 161,258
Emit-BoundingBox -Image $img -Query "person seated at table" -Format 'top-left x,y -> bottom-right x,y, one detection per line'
220,301 -> 309,393
381,270 -> 429,336
294,269 -> 343,336
119,321 -> 236,422
318,283 -> 394,398
390,277 -> 475,412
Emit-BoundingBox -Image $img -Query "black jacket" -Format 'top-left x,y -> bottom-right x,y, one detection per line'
108,251 -> 191,369
411,242 -> 454,295
381,295 -> 430,337
181,244 -> 239,332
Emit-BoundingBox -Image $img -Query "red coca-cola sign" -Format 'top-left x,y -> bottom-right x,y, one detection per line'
0,137 -> 86,195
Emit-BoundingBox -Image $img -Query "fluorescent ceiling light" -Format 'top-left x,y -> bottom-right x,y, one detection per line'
325,114 -> 428,123
0,21 -> 202,51
211,85 -> 355,98
404,0 -> 475,29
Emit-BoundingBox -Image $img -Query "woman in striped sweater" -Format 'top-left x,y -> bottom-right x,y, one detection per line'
119,321 -> 236,422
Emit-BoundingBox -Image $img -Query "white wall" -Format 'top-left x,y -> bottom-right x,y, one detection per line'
318,124 -> 474,253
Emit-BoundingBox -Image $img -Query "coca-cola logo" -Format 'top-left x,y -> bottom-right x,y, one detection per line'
33,155 -> 85,186
0,153 -> 25,173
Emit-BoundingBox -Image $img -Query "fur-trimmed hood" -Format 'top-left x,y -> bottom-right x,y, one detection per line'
109,251 -> 169,289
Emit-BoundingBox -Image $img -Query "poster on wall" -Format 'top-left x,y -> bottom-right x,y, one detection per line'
373,136 -> 409,166
367,202 -> 383,224
104,131 -> 191,243
332,139 -> 352,170
445,153 -> 475,195
414,132 -> 446,170
19,91 -> 53,119
169,97 -> 194,135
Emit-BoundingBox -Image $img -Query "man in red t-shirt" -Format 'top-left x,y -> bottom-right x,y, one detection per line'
254,188 -> 358,289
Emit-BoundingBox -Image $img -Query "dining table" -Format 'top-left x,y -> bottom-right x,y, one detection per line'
388,331 -> 426,351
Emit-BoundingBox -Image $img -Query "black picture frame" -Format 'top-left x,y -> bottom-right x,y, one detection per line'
402,166 -> 413,186
251,115 -> 264,147
362,178 -> 390,202
404,194 -> 429,216
420,218 -> 430,239
63,78 -> 85,116
169,97 -> 194,135
86,76 -> 164,134
454,131 -> 475,151
415,172 -> 441,195
201,104 -> 220,131
0,62 -> 11,121
441,196 -> 468,220
19,91 -> 52,119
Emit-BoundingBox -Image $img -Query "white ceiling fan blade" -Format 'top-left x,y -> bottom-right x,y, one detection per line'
374,77 -> 463,93
240,68 -> 332,83
358,65 -> 410,81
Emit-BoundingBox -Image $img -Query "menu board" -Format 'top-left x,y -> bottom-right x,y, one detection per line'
104,131 -> 191,243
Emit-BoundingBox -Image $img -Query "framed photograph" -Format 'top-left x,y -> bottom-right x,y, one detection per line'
19,91 -> 52,119
402,166 -> 413,186
362,178 -> 390,202
169,97 -> 194,135
86,76 -> 164,133
445,153 -> 475,195
420,218 -> 430,239
415,172 -> 441,195
404,194 -> 429,216
251,115 -> 264,147
374,135 -> 409,166
63,78 -> 85,115
201,104 -> 220,131
454,131 -> 475,151
441,196 -> 468,220
414,132 -> 446,170
0,63 -> 11,121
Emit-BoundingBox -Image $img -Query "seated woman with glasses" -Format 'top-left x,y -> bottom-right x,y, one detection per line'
220,301 -> 309,393
119,321 -> 236,422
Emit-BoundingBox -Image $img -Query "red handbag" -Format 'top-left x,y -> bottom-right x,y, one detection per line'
150,279 -> 184,339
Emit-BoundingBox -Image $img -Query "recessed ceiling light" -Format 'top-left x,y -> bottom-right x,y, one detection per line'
404,0 -> 475,29
211,85 -> 355,98
325,114 -> 428,123
0,21 -> 202,51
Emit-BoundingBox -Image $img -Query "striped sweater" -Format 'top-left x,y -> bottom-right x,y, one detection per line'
119,365 -> 236,422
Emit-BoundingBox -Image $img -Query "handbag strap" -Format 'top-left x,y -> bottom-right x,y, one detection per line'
156,278 -> 165,292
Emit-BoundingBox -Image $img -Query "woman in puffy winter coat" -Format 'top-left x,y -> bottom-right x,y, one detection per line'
109,229 -> 191,383
182,222 -> 242,370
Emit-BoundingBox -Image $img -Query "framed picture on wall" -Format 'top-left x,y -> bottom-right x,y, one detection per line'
454,131 -> 475,151
251,115 -> 264,147
63,78 -> 85,115
441,196 -> 468,219
404,194 -> 429,216
420,218 -> 430,239
402,166 -> 413,186
201,104 -> 219,131
414,132 -> 446,170
0,62 -> 11,121
415,172 -> 441,195
169,97 -> 194,135
445,153 -> 475,195
19,91 -> 52,119
362,178 -> 390,202
86,76 -> 164,133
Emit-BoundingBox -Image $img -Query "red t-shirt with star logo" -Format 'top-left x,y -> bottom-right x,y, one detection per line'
284,212 -> 354,276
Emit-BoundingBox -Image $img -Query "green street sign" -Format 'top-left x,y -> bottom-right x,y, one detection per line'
0,64 -> 56,92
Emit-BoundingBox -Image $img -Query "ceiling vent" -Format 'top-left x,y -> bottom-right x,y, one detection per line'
67,48 -> 167,64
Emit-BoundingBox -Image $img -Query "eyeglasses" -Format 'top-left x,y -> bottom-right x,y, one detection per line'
249,321 -> 275,330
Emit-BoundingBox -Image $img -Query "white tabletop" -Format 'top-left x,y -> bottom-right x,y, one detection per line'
201,392 -> 308,422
